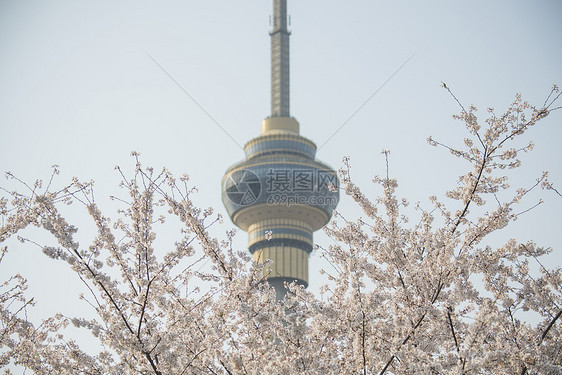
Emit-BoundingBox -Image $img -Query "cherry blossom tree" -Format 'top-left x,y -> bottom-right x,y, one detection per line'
1,86 -> 561,374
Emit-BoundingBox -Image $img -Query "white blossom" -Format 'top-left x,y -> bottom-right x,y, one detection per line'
0,90 -> 560,374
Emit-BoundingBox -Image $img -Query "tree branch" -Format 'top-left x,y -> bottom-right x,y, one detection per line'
540,309 -> 562,345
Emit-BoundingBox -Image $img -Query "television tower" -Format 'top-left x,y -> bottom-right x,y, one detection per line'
221,0 -> 339,299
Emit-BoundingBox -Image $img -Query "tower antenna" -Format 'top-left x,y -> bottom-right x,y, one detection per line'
270,0 -> 290,117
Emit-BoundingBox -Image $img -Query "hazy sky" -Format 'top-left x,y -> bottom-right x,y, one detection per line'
1,0 -> 561,350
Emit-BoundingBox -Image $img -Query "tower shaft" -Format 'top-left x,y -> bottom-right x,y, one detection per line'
271,0 -> 290,117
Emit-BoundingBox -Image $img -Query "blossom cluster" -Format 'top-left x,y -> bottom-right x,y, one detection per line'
0,88 -> 560,374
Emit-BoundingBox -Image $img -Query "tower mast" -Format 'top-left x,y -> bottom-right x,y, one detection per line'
271,0 -> 290,117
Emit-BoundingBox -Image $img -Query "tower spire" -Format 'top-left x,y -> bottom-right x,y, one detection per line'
270,0 -> 290,117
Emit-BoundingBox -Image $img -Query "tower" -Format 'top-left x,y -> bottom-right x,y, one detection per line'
221,0 -> 339,299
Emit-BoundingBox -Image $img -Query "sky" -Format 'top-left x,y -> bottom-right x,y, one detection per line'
0,0 -> 561,353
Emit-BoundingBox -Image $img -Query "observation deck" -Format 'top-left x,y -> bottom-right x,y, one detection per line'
222,117 -> 338,296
